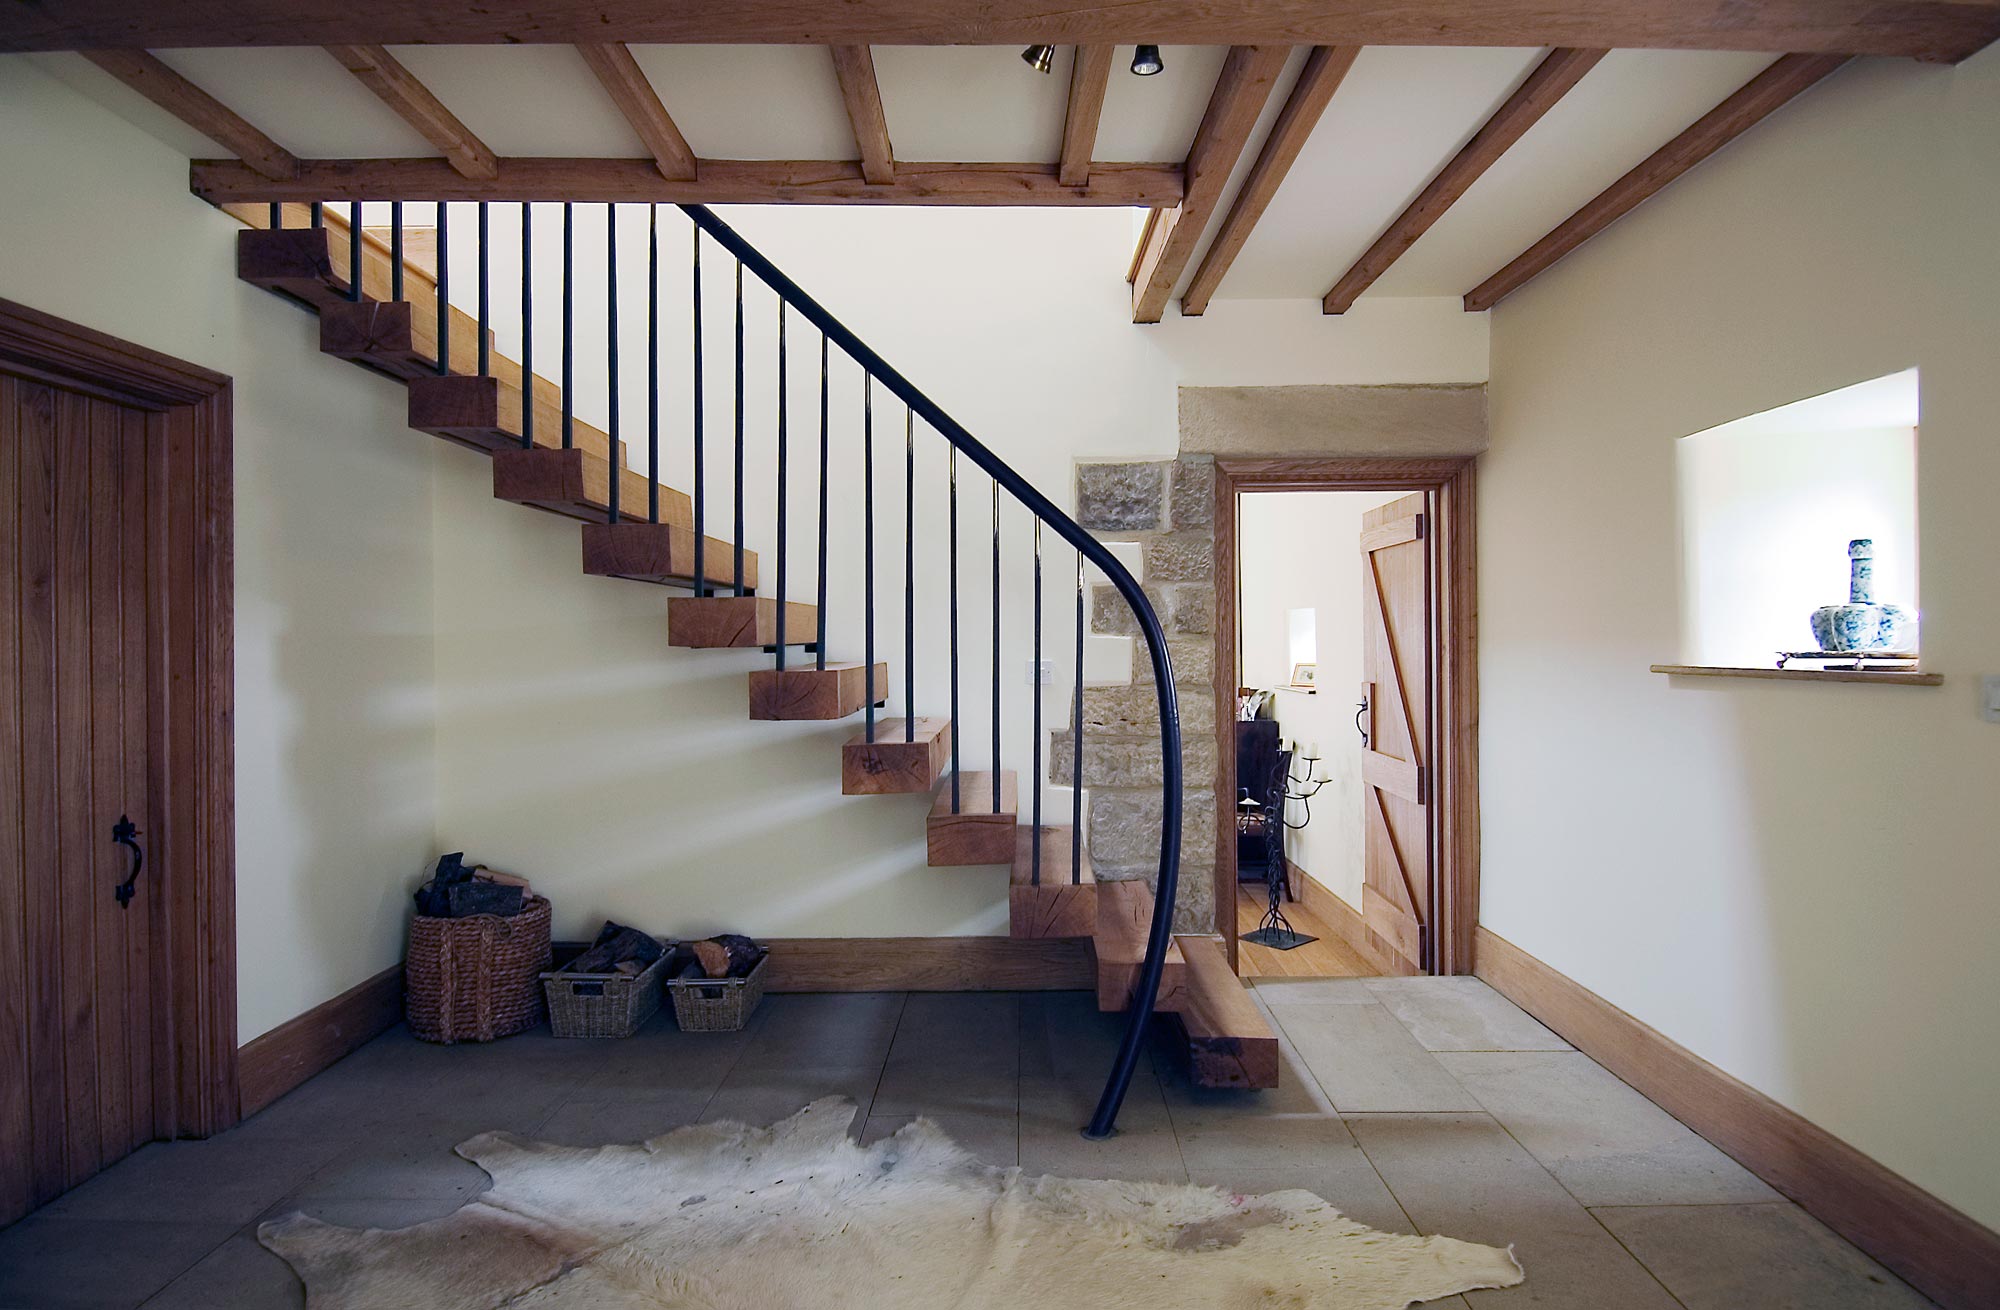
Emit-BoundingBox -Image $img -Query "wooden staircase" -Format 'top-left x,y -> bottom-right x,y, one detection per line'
226,202 -> 1274,1089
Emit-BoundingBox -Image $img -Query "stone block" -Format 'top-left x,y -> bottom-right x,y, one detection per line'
1075,462 -> 1166,532
1169,456 -> 1216,531
1087,788 -> 1216,868
1079,684 -> 1213,734
1049,730 -> 1215,789
1145,531 -> 1214,582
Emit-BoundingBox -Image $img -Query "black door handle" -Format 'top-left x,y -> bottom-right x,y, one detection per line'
112,815 -> 144,908
1355,695 -> 1371,748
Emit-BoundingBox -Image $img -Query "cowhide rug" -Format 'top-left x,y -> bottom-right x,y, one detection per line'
260,1097 -> 1523,1308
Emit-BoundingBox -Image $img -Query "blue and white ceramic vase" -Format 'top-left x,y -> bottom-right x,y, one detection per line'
1809,539 -> 1913,652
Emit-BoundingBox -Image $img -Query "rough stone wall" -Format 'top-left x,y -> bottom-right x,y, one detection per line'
1060,456 -> 1219,934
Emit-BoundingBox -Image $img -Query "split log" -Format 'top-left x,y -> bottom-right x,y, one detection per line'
692,934 -> 763,979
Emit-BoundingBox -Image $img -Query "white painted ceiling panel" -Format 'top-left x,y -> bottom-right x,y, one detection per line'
1094,46 -> 1230,162
158,47 -> 437,157
627,46 -> 854,161
25,52 -> 231,158
874,45 -> 1064,162
389,46 -> 646,158
1218,46 -> 1546,301
1168,47 -> 1312,301
1372,49 -> 1778,297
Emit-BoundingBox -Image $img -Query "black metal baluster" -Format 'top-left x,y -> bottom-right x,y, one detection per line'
775,302 -> 788,669
904,406 -> 914,742
863,375 -> 876,741
435,202 -> 449,376
1033,518 -> 1043,886
347,201 -> 362,302
991,480 -> 1001,812
949,447 -> 961,813
310,201 -> 323,228
477,201 -> 490,378
268,201 -> 281,230
606,203 -> 620,524
1073,551 -> 1084,883
732,258 -> 746,596
648,206 -> 660,524
520,203 -> 533,450
391,201 -> 404,303
691,225 -> 705,595
561,202 -> 573,449
815,332 -> 829,671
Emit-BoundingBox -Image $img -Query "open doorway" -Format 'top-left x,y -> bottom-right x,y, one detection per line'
1213,458 -> 1478,982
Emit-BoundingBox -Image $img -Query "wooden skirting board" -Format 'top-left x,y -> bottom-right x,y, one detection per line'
1474,927 -> 2000,1310
236,963 -> 404,1118
762,937 -> 1094,992
1290,862 -> 1416,977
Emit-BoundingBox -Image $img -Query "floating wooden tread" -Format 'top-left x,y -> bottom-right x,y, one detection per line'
582,520 -> 749,591
493,447 -> 699,534
926,770 -> 1019,867
843,717 -> 952,795
1175,934 -> 1279,1089
669,595 -> 816,648
406,372 -> 622,469
1093,879 -> 1188,1014
1009,825 -> 1097,940
748,662 -> 888,721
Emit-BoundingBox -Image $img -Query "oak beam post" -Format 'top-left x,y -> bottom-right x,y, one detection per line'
830,45 -> 895,185
1059,45 -> 1115,187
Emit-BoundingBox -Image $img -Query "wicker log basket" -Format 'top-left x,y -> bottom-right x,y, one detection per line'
405,896 -> 553,1043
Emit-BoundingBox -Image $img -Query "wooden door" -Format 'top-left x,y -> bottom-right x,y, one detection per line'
1,372 -> 161,1222
1360,493 -> 1432,974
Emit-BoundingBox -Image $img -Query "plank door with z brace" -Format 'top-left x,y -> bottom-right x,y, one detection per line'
1358,493 -> 1432,974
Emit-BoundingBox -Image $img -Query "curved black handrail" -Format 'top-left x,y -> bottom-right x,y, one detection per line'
677,205 -> 1182,1139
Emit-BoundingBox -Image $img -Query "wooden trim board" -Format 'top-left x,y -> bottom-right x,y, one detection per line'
1475,927 -> 2000,1310
236,963 -> 403,1117
1652,663 -> 1942,687
762,937 -> 1094,992
1290,864 -> 1408,975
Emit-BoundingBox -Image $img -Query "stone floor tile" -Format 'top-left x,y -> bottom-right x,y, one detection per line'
531,1089 -> 716,1146
43,1130 -> 342,1227
699,1063 -> 884,1132
1185,1152 -> 1411,1237
280,1126 -> 500,1206
1249,977 -> 1380,1005
138,1234 -> 302,1310
1593,1203 -> 1936,1309
729,992 -> 905,1072
1268,1002 -> 1484,1112
254,1195 -> 478,1231
1364,978 -> 1573,1052
1438,1051 -> 1782,1205
862,1112 -> 1020,1167
873,993 -> 1019,1116
0,1216 -> 238,1310
1346,1113 -> 1681,1309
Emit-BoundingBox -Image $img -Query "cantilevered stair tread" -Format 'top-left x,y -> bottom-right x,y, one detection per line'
584,521 -> 749,591
494,448 -> 701,535
407,373 -> 619,466
926,770 -> 1018,867
1175,934 -> 1279,1089
843,717 -> 952,795
1009,825 -> 1096,940
1093,879 -> 1188,1014
669,596 -> 817,649
748,663 -> 889,721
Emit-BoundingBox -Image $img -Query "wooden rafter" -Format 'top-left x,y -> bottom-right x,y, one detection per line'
1128,209 -> 1166,284
1323,46 -> 1605,314
82,50 -> 298,181
576,43 -> 696,182
1180,45 -> 1358,316
324,44 -> 498,181
1131,44 -> 1291,324
830,45 -> 895,185
19,3 -> 2000,62
188,157 -> 1183,206
1463,53 -> 1849,311
1059,45 -> 1115,187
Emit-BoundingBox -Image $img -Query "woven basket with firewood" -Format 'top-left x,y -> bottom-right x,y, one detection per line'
405,895 -> 552,1044
666,934 -> 768,1032
542,922 -> 674,1039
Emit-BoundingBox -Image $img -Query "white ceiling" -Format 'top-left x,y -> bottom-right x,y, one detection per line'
27,43 -> 1787,308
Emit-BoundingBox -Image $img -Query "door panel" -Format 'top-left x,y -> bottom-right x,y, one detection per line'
1361,492 -> 1432,974
1,373 -> 158,1218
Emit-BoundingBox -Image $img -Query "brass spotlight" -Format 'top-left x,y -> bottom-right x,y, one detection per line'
1021,44 -> 1056,73
1130,45 -> 1164,76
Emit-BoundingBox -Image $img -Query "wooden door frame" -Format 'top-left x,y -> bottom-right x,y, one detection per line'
1213,456 -> 1478,977
0,297 -> 238,1138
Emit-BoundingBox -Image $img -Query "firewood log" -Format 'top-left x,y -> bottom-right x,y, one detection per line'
692,934 -> 762,979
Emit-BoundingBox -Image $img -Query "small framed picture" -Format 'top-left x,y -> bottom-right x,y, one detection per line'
1290,662 -> 1318,688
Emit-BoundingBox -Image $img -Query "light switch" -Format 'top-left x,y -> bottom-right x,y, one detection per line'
1984,675 -> 2000,723
1029,659 -> 1054,686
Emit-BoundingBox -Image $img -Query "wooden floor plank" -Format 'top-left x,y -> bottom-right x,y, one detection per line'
1234,883 -> 1376,979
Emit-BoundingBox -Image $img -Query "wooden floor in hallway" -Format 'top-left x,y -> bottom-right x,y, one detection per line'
1234,883 -> 1378,979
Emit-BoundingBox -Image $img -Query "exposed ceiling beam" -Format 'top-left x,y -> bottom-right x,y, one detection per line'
1059,45 -> 1115,188
82,50 -> 298,180
324,44 -> 498,180
1322,46 -> 1606,314
576,43 -> 696,182
1180,45 -> 1359,316
830,45 -> 895,184
188,157 -> 1183,206
1131,44 -> 1291,324
1128,209 -> 1166,284
1463,53 -> 1850,311
17,3 -> 2000,61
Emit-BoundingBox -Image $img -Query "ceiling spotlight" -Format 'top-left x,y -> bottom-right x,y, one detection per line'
1130,44 -> 1165,76
1021,44 -> 1056,73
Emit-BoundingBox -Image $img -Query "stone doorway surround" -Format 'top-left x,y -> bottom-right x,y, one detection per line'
1063,384 -> 1487,940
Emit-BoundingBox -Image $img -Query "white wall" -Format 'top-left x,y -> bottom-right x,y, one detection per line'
1236,490 -> 1400,909
1482,47 -> 2000,1230
0,59 -> 439,1043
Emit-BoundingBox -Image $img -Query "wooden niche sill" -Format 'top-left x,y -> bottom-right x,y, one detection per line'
1651,664 -> 1943,687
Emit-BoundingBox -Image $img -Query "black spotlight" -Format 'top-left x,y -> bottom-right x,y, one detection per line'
1021,44 -> 1056,73
1131,44 -> 1164,76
